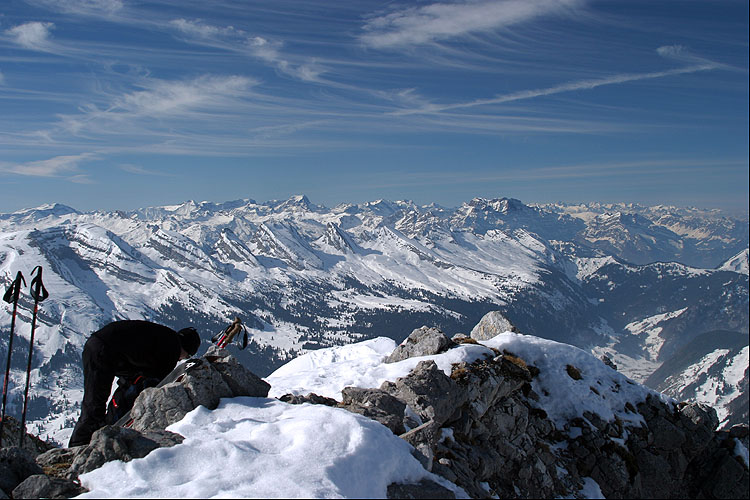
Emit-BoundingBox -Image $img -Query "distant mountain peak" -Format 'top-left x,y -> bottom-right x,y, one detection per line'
719,248 -> 749,275
1,203 -> 80,220
272,194 -> 320,213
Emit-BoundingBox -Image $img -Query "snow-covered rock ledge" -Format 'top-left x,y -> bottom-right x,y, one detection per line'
3,313 -> 748,499
267,321 -> 750,499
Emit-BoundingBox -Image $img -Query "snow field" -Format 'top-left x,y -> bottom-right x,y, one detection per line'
78,398 -> 464,499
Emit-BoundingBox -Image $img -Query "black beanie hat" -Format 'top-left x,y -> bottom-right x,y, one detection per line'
178,327 -> 201,356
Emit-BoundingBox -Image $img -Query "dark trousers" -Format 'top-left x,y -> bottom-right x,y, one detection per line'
68,335 -> 116,447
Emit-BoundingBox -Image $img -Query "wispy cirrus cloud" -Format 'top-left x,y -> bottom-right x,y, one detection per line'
5,21 -> 56,50
170,18 -> 324,82
119,164 -> 176,177
169,18 -> 241,40
361,0 -> 584,49
0,153 -> 96,181
26,0 -> 123,16
114,74 -> 254,117
58,74 -> 256,135
395,47 -> 723,115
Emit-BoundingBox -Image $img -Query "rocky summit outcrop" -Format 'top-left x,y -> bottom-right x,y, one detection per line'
340,324 -> 748,499
470,310 -> 519,340
3,320 -> 747,499
129,345 -> 271,432
283,318 -> 748,499
1,346 -> 270,499
385,326 -> 455,363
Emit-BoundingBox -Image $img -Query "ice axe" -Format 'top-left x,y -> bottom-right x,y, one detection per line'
212,317 -> 248,349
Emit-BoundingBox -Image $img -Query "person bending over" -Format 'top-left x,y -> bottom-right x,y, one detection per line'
68,320 -> 201,447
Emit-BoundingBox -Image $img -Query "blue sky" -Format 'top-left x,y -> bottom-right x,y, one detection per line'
0,0 -> 748,213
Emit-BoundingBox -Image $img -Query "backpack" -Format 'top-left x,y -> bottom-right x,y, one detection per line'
105,375 -> 160,425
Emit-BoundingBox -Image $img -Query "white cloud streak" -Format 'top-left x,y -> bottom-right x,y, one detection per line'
170,18 -> 324,82
26,0 -> 123,16
0,153 -> 96,179
5,22 -> 55,50
119,164 -> 176,176
361,0 -> 584,48
56,74 -> 256,136
395,62 -> 721,115
170,18 -> 240,39
115,75 -> 253,116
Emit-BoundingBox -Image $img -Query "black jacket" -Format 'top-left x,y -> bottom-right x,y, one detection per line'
92,320 -> 181,380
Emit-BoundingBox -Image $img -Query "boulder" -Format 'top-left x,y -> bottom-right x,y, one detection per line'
677,402 -> 719,454
35,447 -> 81,479
385,360 -> 466,427
0,415 -> 55,457
129,350 -> 269,433
128,382 -> 197,432
279,393 -> 338,407
66,425 -> 183,479
0,447 -> 43,497
470,311 -> 518,341
340,387 -> 407,435
12,474 -> 86,500
203,345 -> 271,398
385,327 -> 455,363
399,420 -> 441,471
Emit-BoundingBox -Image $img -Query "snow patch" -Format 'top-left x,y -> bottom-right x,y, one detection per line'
78,398 -> 466,498
624,308 -> 688,361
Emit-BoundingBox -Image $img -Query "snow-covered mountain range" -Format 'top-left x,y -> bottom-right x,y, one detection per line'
0,195 -> 747,445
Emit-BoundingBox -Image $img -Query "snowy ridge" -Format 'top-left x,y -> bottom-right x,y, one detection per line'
78,331 -> 666,499
719,248 -> 749,275
267,332 -> 663,428
624,308 -> 689,362
0,195 -> 747,444
658,345 -> 748,427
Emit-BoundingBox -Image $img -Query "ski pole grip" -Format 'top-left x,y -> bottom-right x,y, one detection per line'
30,266 -> 49,302
3,272 -> 26,304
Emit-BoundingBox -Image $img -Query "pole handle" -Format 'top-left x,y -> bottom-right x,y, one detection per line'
3,271 -> 26,304
30,266 -> 49,302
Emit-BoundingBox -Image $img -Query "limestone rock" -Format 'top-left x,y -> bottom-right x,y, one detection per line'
385,360 -> 466,427
66,425 -> 183,479
129,349 -> 269,433
340,387 -> 407,435
470,311 -> 518,341
386,479 -> 456,499
35,447 -> 81,479
385,327 -> 455,363
400,420 -> 441,471
278,393 -> 339,407
12,474 -> 86,499
180,359 -> 234,410
204,345 -> 271,398
0,447 -> 43,497
0,416 -> 55,457
128,382 -> 196,432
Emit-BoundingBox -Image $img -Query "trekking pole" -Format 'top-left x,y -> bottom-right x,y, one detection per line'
19,266 -> 48,447
1,271 -> 26,447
